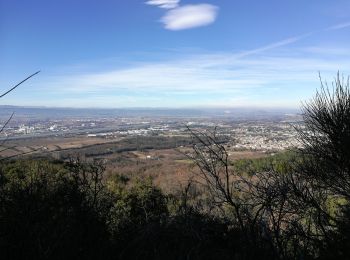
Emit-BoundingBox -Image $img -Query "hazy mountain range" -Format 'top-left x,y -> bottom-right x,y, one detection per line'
0,105 -> 301,121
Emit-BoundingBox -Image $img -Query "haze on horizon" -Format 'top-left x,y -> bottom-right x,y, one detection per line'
0,0 -> 350,108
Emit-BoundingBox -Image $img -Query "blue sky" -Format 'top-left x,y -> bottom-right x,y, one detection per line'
0,0 -> 350,108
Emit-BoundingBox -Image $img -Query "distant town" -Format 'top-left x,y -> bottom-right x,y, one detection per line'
0,106 -> 303,152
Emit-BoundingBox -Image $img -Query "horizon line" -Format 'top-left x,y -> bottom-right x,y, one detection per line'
0,104 -> 300,110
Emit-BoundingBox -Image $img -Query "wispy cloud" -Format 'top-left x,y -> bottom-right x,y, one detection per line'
145,0 -> 180,9
326,21 -> 350,31
24,22 -> 350,108
161,4 -> 219,30
230,21 -> 350,59
15,47 -> 350,108
40,46 -> 350,102
233,35 -> 308,59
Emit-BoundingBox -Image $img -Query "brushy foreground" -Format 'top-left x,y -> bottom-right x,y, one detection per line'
1,73 -> 350,260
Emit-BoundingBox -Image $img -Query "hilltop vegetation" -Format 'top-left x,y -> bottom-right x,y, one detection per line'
1,73 -> 350,259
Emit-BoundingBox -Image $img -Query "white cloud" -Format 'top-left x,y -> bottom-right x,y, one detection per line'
29,24 -> 350,107
161,4 -> 218,30
145,0 -> 180,9
45,46 -> 350,95
326,21 -> 350,31
22,47 -> 350,108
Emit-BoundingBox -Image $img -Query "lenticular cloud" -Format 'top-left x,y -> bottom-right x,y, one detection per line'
161,4 -> 218,30
145,0 -> 180,9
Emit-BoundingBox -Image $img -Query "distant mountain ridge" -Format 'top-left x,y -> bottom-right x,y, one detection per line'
0,105 -> 300,121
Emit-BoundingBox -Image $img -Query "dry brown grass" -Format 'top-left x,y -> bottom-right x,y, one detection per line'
0,135 -> 269,192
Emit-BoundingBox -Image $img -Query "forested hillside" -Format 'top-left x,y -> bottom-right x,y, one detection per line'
1,74 -> 350,259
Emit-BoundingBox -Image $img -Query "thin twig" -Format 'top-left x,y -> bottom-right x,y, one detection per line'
0,70 -> 40,98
